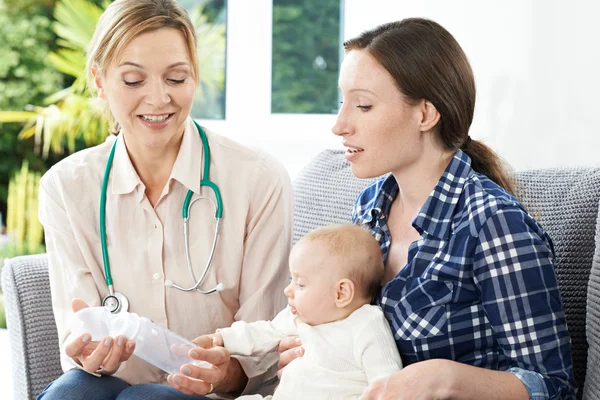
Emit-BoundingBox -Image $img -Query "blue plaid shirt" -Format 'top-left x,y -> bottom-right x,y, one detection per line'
352,150 -> 576,399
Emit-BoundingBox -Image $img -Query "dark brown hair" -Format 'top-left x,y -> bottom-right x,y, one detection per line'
344,18 -> 515,195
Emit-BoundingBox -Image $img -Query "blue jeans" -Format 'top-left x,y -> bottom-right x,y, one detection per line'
37,369 -> 211,400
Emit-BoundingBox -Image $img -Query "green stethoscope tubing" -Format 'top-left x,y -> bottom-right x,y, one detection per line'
100,120 -> 223,312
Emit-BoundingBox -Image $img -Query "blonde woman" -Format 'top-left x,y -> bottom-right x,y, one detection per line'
37,0 -> 292,399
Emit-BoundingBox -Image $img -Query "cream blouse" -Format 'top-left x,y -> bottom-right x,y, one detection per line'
38,117 -> 293,385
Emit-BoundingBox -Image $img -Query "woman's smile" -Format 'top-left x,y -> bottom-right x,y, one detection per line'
137,113 -> 176,130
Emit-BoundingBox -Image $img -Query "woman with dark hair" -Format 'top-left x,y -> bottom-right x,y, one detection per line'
330,18 -> 575,399
175,18 -> 576,400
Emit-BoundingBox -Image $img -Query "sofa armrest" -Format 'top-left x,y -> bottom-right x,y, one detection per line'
1,254 -> 62,400
584,199 -> 600,400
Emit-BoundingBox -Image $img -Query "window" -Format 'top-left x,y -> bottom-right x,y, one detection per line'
271,0 -> 342,114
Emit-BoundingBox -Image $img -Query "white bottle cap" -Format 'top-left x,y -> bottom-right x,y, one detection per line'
110,311 -> 141,340
69,306 -> 112,341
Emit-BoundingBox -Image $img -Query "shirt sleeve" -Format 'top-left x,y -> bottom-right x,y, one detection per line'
219,307 -> 297,358
38,171 -> 103,375
232,153 -> 294,394
473,206 -> 577,399
354,310 -> 403,385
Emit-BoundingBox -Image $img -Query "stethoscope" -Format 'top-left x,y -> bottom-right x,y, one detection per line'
101,120 -> 224,314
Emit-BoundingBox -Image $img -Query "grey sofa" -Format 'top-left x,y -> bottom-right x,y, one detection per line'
2,149 -> 600,399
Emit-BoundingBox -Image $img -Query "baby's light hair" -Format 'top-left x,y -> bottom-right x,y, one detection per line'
299,224 -> 384,299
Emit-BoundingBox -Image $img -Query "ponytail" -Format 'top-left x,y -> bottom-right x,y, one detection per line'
462,139 -> 516,196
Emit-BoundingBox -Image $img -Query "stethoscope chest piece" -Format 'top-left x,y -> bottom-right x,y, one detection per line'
102,292 -> 129,314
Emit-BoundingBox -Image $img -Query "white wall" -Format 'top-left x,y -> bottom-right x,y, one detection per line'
199,0 -> 600,179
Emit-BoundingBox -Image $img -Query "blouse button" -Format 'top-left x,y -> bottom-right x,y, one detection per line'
153,273 -> 160,280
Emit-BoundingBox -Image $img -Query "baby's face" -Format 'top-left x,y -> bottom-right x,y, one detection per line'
284,240 -> 344,326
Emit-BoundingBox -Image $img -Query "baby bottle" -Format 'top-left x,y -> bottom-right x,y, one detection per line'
69,306 -> 211,375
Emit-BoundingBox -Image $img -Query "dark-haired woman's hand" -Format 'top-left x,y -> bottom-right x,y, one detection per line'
359,359 -> 529,400
276,335 -> 304,382
359,360 -> 453,400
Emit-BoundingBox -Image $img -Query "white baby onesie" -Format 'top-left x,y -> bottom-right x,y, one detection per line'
218,304 -> 402,400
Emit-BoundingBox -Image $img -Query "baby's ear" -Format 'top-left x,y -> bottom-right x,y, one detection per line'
335,278 -> 355,308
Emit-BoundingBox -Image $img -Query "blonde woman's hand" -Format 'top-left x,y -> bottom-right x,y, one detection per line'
64,299 -> 136,374
167,333 -> 246,396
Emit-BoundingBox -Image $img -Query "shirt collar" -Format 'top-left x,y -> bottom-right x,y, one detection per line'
170,117 -> 204,195
110,134 -> 141,196
355,173 -> 397,224
356,150 -> 472,240
110,117 -> 204,197
413,149 -> 472,240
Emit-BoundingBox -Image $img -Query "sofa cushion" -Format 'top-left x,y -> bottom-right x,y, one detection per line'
293,149 -> 600,399
293,149 -> 374,244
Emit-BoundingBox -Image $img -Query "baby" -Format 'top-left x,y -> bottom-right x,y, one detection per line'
213,224 -> 402,399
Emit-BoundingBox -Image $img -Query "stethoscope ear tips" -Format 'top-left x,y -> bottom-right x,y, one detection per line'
215,282 -> 224,292
165,280 -> 174,288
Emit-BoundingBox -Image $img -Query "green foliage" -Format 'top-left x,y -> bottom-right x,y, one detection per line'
0,161 -> 45,258
271,0 -> 341,114
52,0 -> 104,51
0,17 -> 61,100
179,0 -> 225,23
0,3 -> 63,228
1,0 -> 55,17
18,0 -> 109,158
0,293 -> 6,329
0,0 -> 110,161
0,12 -> 61,107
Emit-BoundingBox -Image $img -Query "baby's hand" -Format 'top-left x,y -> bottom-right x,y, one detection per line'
211,332 -> 224,347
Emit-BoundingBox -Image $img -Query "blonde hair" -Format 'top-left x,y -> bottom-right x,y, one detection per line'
86,0 -> 199,133
300,224 -> 384,299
